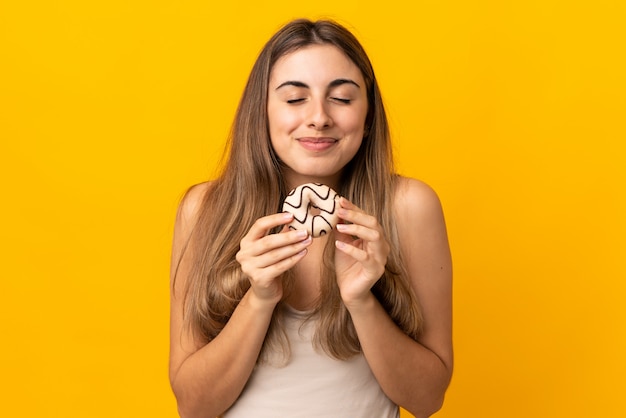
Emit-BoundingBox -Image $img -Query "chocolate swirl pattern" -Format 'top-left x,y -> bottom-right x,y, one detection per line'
282,183 -> 339,238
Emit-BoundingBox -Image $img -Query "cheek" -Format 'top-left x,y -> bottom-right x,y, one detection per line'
341,112 -> 367,135
268,106 -> 300,133
340,103 -> 368,132
268,112 -> 298,154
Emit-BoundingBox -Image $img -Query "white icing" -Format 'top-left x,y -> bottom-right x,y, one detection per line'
282,183 -> 339,237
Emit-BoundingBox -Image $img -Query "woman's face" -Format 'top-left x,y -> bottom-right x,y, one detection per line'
267,44 -> 368,189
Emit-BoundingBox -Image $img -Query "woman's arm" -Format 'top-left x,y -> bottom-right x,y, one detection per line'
334,178 -> 453,417
169,183 -> 312,418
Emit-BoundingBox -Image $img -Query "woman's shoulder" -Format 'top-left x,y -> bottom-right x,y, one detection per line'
392,176 -> 450,269
393,176 -> 443,213
175,181 -> 213,227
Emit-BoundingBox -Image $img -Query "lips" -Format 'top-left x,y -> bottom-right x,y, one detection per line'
297,137 -> 338,152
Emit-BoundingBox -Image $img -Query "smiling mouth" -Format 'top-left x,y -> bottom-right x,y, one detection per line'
297,137 -> 338,151
298,137 -> 337,144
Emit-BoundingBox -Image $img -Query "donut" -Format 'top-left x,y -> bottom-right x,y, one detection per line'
282,183 -> 340,237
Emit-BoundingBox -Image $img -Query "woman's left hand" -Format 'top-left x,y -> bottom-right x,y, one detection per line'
334,197 -> 390,307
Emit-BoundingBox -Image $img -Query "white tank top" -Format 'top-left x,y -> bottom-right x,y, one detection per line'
223,305 -> 399,418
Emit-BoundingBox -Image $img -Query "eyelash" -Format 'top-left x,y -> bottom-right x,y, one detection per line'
286,98 -> 351,104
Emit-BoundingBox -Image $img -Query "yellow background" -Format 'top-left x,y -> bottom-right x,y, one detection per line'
1,0 -> 624,417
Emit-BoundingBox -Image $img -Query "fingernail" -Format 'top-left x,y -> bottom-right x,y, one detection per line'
335,240 -> 346,249
283,212 -> 293,219
336,224 -> 348,231
296,229 -> 308,238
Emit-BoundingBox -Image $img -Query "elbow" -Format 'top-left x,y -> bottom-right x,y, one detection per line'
171,387 -> 197,418
174,394 -> 219,418
176,405 -> 214,418
412,394 -> 446,418
405,371 -> 452,418
176,403 -> 195,418
406,396 -> 444,418
171,379 -> 220,418
174,397 -> 195,418
170,376 -> 192,418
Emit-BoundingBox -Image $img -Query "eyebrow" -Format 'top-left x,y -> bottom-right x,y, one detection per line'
275,78 -> 361,90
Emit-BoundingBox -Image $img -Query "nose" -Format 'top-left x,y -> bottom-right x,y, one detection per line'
307,100 -> 333,130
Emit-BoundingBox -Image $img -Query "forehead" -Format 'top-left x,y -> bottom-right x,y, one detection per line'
269,44 -> 365,86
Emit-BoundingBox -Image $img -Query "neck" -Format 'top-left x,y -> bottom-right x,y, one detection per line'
283,169 -> 342,191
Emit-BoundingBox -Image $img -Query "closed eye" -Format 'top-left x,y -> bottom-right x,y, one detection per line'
331,97 -> 351,104
287,98 -> 306,104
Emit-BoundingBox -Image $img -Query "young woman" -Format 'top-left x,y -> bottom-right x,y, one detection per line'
169,19 -> 453,418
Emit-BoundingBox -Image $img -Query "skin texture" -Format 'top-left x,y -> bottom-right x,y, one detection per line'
169,44 -> 453,418
267,44 -> 368,191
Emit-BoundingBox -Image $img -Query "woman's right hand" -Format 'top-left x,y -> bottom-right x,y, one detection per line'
236,212 -> 312,306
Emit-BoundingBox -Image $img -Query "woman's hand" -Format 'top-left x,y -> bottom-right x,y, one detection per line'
334,197 -> 390,307
236,212 -> 312,306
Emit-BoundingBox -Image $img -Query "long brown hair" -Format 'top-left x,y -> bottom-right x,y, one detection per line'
175,19 -> 422,361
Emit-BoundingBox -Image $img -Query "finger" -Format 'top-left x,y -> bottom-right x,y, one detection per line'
337,199 -> 379,230
241,230 -> 309,257
335,238 -> 387,279
237,229 -> 310,267
336,223 -> 382,243
338,196 -> 361,211
244,242 -> 311,284
245,212 -> 295,241
250,228 -> 309,255
335,239 -> 368,262
259,247 -> 309,279
253,235 -> 312,269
